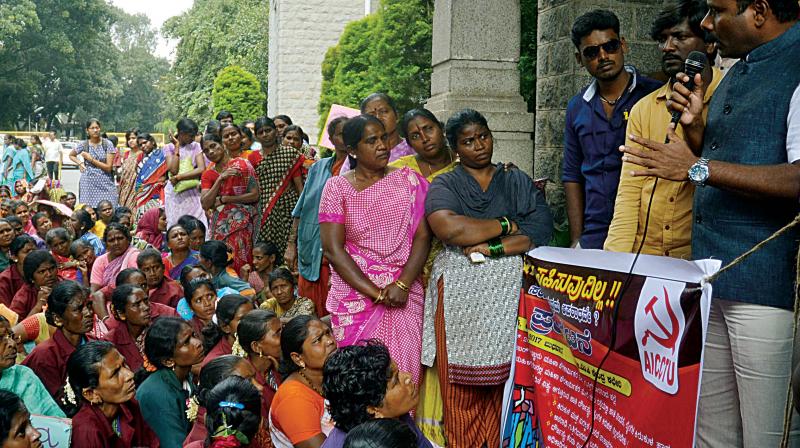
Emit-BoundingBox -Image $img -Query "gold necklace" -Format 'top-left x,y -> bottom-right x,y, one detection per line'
420,150 -> 454,178
298,369 -> 323,397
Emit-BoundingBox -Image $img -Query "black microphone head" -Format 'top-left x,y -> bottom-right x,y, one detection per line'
684,51 -> 707,77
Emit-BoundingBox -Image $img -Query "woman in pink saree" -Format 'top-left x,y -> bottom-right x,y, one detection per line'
319,115 -> 431,385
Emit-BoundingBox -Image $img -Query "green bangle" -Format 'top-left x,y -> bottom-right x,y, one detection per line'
498,217 -> 509,236
488,238 -> 505,257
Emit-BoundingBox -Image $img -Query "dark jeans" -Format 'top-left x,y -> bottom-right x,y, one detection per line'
46,161 -> 59,180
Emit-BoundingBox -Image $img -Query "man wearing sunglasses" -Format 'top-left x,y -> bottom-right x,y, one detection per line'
605,0 -> 719,260
619,0 -> 800,444
562,9 -> 660,250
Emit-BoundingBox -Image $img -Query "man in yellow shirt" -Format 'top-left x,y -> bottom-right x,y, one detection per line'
604,0 -> 721,258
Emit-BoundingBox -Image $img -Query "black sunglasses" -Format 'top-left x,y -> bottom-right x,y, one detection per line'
581,39 -> 622,60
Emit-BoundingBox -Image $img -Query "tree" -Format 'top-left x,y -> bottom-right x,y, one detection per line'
318,0 -> 432,129
212,65 -> 265,122
519,0 -> 537,112
161,0 -> 269,123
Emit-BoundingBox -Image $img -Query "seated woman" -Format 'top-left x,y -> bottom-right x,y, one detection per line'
101,268 -> 178,334
137,248 -> 183,308
0,219 -> 15,272
30,211 -> 51,250
103,284 -> 151,372
0,315 -> 65,417
199,241 -> 255,297
259,267 -> 315,320
184,355 -> 264,447
90,223 -> 141,297
322,341 -> 430,448
22,280 -> 94,403
9,250 -> 59,318
0,390 -> 43,448
200,294 -> 254,368
243,241 -> 279,301
184,376 -> 262,448
90,200 -> 114,240
178,216 -> 207,252
182,277 -> 217,339
343,419 -> 417,448
136,207 -> 167,251
136,316 -> 204,448
46,227 -> 80,281
319,114 -> 430,384
163,224 -> 200,281
237,309 -> 282,421
0,235 -> 35,307
424,109 -> 552,447
270,315 -> 337,448
70,208 -> 105,256
70,238 -> 96,286
67,341 -> 158,447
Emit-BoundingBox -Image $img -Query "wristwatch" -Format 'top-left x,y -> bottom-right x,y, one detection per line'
688,157 -> 710,186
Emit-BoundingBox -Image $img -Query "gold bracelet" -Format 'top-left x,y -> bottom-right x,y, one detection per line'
394,280 -> 410,293
374,289 -> 385,304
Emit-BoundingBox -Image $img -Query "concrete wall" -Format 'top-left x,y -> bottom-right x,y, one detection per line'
268,0 -> 366,142
535,0 -> 662,224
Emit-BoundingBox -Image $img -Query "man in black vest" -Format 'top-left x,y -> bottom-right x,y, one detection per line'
620,0 -> 800,444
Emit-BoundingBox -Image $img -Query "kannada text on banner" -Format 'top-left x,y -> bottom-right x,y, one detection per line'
502,248 -> 719,448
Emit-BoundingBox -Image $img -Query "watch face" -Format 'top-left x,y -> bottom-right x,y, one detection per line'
689,163 -> 709,183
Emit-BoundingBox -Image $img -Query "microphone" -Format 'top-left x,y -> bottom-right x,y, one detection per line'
669,51 -> 707,126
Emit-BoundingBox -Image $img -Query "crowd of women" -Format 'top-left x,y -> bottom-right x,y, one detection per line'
0,90 -> 553,448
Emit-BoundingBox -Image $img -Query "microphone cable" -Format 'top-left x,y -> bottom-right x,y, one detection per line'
579,177 -> 659,447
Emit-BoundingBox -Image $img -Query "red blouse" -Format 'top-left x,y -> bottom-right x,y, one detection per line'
0,265 -> 23,307
21,329 -> 85,400
103,325 -> 144,372
104,302 -> 177,333
71,399 -> 160,448
149,279 -> 184,308
200,336 -> 232,369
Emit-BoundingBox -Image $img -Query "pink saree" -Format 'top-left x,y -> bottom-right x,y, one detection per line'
319,167 -> 428,384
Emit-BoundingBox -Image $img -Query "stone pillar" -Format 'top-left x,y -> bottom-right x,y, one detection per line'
425,0 -> 535,175
268,0 -> 365,141
535,0 -> 662,226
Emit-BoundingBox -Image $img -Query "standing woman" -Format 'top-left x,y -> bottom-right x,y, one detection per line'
133,133 -> 168,219
339,93 -> 415,173
200,133 -> 259,273
286,116 -> 349,315
319,114 -> 431,385
221,123 -> 247,160
423,109 -> 552,447
3,139 -> 34,191
164,119 -> 207,229
118,129 -> 142,211
67,341 -> 159,447
69,119 -> 118,208
249,117 -> 304,255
